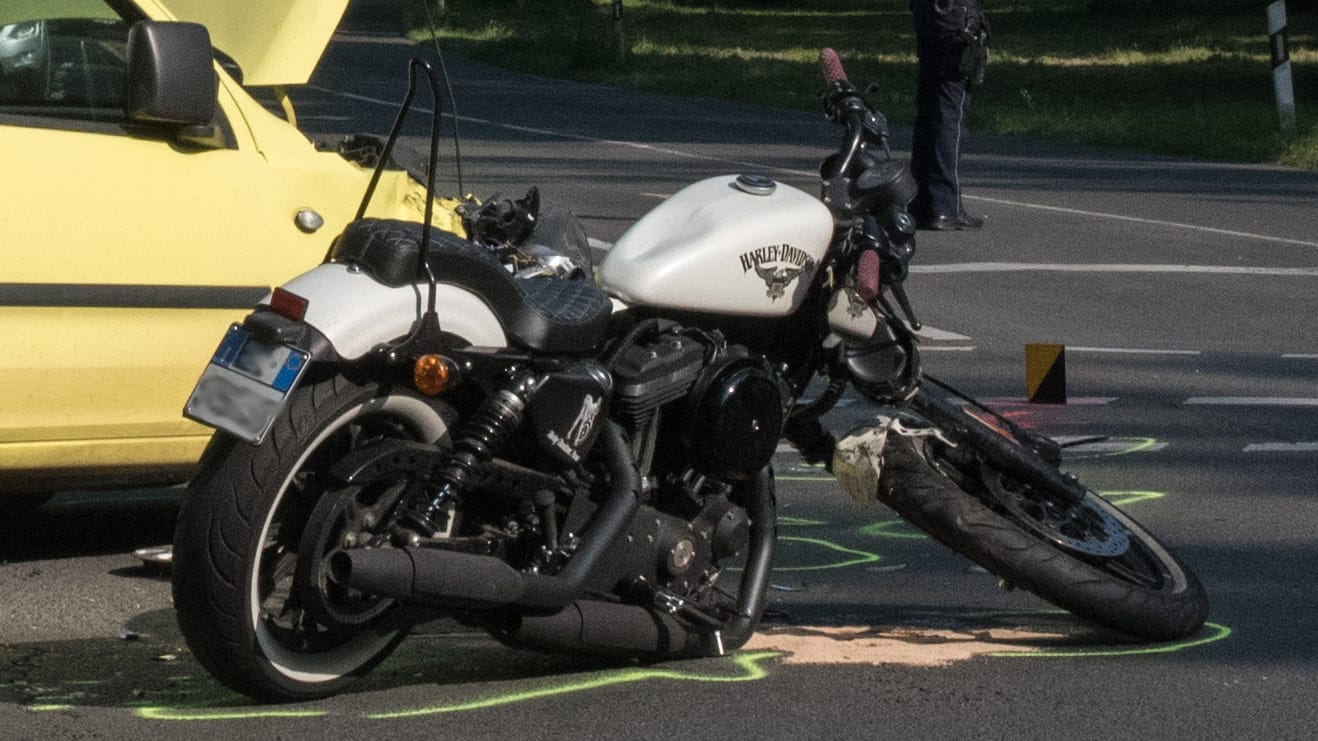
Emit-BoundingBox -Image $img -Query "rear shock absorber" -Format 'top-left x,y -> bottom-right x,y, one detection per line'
400,371 -> 539,538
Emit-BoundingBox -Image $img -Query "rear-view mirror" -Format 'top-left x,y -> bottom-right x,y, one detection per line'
125,20 -> 216,128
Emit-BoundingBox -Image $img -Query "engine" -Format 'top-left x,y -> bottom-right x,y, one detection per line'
609,322 -> 785,482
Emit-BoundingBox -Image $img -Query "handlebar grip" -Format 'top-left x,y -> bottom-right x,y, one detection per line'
819,48 -> 847,85
857,249 -> 880,302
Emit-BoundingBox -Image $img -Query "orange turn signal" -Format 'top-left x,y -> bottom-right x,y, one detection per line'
413,354 -> 452,396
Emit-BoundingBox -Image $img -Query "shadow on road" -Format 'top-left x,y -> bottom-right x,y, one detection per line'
0,608 -> 637,715
0,490 -> 180,563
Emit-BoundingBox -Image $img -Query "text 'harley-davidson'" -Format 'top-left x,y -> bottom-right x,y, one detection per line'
173,50 -> 1208,702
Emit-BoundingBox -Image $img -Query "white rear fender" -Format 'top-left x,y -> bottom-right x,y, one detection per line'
272,264 -> 507,359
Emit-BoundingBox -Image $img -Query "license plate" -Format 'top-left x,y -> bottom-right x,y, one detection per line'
184,324 -> 309,444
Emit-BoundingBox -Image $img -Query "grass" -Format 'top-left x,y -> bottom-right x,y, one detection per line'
408,0 -> 1318,169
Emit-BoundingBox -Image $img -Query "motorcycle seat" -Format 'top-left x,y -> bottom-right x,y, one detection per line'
330,218 -> 612,353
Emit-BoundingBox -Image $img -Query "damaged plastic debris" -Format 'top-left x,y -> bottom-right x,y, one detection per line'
831,419 -> 892,505
833,416 -> 958,506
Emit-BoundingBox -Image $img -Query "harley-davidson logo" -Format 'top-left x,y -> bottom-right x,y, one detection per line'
739,244 -> 815,301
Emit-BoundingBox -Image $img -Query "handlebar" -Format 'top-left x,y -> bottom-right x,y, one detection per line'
817,48 -> 920,330
818,49 -> 873,179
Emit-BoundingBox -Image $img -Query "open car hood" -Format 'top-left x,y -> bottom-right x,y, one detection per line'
155,0 -> 349,86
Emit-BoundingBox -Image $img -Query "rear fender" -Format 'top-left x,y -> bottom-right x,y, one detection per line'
272,263 -> 507,360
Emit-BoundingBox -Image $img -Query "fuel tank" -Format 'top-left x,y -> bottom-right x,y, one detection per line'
599,175 -> 834,316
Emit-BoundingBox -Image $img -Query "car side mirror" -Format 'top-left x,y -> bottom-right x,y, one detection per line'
125,21 -> 219,142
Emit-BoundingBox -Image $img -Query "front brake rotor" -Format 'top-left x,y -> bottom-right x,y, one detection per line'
979,463 -> 1129,558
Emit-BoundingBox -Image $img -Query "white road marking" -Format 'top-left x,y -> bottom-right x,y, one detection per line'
310,85 -> 1318,367
1245,442 -> 1318,452
1068,346 -> 1201,356
311,87 -> 1310,250
980,397 -> 1118,406
965,195 -> 1318,249
912,263 -> 1318,277
1185,397 -> 1318,406
913,325 -> 971,341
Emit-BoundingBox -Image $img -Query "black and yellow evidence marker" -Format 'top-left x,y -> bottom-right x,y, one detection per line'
1026,343 -> 1066,404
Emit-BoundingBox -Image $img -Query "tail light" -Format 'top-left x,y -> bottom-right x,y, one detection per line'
269,287 -> 308,321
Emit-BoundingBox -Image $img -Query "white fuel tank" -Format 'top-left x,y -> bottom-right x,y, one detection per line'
599,175 -> 834,316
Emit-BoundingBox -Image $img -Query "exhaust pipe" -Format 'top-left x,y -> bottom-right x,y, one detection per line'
501,599 -> 701,657
332,420 -> 640,612
334,426 -> 776,660
331,546 -> 525,609
500,466 -> 777,659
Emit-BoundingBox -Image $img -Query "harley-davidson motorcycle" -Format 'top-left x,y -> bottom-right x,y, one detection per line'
173,50 -> 1208,701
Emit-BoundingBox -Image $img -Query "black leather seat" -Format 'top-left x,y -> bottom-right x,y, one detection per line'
330,218 -> 612,353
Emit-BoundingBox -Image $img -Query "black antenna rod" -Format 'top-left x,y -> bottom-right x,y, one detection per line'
419,0 -> 465,198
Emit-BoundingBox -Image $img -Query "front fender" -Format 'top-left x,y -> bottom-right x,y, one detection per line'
274,263 -> 507,360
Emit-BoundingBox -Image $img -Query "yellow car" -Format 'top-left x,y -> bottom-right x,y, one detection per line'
0,0 -> 462,495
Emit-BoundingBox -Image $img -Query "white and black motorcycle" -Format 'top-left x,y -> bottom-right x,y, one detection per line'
173,52 -> 1208,702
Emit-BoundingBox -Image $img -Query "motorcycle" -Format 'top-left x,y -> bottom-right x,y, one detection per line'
172,51 -> 1208,702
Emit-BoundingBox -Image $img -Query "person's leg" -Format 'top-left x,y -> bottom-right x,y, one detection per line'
909,41 -> 940,221
910,0 -> 983,229
924,67 -> 970,219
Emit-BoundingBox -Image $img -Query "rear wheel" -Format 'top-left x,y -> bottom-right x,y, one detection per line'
172,373 -> 455,701
876,430 -> 1208,641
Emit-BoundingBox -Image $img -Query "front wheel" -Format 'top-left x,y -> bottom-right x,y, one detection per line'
171,372 -> 456,701
876,432 -> 1208,641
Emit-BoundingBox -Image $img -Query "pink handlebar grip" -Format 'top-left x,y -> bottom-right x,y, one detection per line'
819,48 -> 847,84
857,249 -> 880,302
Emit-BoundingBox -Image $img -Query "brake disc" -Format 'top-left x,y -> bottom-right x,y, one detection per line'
979,463 -> 1129,558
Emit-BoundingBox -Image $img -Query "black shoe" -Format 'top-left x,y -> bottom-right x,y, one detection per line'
918,212 -> 984,231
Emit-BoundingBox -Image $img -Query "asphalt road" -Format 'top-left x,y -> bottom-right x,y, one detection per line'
5,21 -> 1318,740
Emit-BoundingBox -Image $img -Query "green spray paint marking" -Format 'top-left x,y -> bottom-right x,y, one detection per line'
1101,490 -> 1165,507
859,518 -> 928,541
1111,437 -> 1161,455
134,652 -> 780,722
365,650 -> 779,719
774,536 -> 881,571
127,486 -> 1187,721
1065,436 -> 1163,458
990,621 -> 1232,658
138,705 -> 329,721
27,704 -> 75,712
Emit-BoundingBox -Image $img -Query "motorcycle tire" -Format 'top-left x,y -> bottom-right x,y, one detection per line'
876,432 -> 1209,641
172,372 -> 455,701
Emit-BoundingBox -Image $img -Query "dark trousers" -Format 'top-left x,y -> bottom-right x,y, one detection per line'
910,0 -> 982,219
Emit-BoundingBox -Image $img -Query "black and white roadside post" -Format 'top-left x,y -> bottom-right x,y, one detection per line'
1268,0 -> 1296,131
